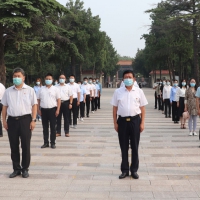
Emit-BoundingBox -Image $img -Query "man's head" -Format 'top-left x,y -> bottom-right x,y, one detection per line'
59,74 -> 66,84
83,77 -> 88,85
69,75 -> 75,83
93,78 -> 96,84
173,79 -> 178,87
45,73 -> 53,86
123,70 -> 135,87
89,77 -> 93,84
13,68 -> 25,86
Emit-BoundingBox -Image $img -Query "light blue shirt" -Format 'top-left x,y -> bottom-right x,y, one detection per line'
80,86 -> 86,102
97,82 -> 102,94
33,85 -> 42,95
170,87 -> 178,103
196,87 -> 200,98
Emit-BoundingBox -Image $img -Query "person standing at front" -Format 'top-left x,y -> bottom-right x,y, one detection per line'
0,82 -> 5,137
111,70 -> 148,179
68,75 -> 80,128
55,74 -> 73,137
2,68 -> 37,178
37,73 -> 61,149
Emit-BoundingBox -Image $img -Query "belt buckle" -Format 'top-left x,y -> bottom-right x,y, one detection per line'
126,118 -> 130,122
15,117 -> 19,120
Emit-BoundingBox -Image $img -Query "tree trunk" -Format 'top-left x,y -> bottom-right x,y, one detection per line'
71,56 -> 76,76
0,24 -> 6,85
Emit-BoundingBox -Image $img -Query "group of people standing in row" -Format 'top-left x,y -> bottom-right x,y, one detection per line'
0,68 -> 102,178
153,78 -> 200,136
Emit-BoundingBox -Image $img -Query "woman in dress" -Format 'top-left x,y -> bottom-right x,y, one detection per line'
176,79 -> 187,129
184,79 -> 198,136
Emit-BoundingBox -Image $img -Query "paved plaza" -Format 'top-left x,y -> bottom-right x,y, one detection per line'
1,88 -> 200,200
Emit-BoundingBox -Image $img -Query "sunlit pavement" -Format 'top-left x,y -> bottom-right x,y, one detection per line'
0,88 -> 200,200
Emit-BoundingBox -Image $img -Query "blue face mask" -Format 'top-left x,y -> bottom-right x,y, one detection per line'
69,78 -> 74,83
36,82 -> 40,85
59,79 -> 65,84
13,77 -> 22,86
190,83 -> 196,87
174,83 -> 178,87
96,80 -> 99,83
124,79 -> 134,87
84,81 -> 87,85
45,80 -> 53,85
182,82 -> 186,86
89,80 -> 92,84
163,82 -> 166,85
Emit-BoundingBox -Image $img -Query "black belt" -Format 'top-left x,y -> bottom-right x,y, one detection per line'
61,100 -> 69,103
8,114 -> 31,120
41,107 -> 56,110
119,115 -> 139,122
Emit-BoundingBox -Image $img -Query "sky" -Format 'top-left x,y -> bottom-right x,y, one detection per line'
57,0 -> 161,58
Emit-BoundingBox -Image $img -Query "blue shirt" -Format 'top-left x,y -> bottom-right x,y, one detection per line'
80,86 -> 86,102
196,87 -> 200,98
170,87 -> 178,103
97,82 -> 102,94
33,85 -> 42,95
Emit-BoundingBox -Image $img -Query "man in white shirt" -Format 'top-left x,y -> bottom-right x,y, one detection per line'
163,80 -> 172,118
82,77 -> 92,117
93,78 -> 100,111
2,68 -> 37,178
68,75 -> 80,128
37,73 -> 61,149
0,82 -> 5,137
96,78 -> 102,109
77,81 -> 86,121
55,74 -> 73,137
111,70 -> 148,180
89,77 -> 96,113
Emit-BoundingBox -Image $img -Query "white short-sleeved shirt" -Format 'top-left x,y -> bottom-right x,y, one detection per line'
196,87 -> 200,98
0,83 -> 5,100
82,84 -> 92,95
1,84 -> 38,117
90,84 -> 96,97
111,86 -> 148,117
55,84 -> 73,101
37,85 -> 61,108
68,83 -> 80,99
94,84 -> 100,97
80,86 -> 86,102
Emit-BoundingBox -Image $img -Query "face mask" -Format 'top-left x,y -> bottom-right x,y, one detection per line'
84,81 -> 87,85
59,79 -> 65,84
124,78 -> 134,87
173,83 -> 178,87
166,82 -> 170,86
55,82 -> 58,85
160,82 -> 162,84
163,82 -> 166,85
96,80 -> 99,83
78,84 -> 81,87
13,77 -> 22,86
45,80 -> 53,85
89,80 -> 92,84
93,82 -> 96,84
182,82 -> 186,86
70,78 -> 74,83
36,82 -> 40,85
190,83 -> 196,87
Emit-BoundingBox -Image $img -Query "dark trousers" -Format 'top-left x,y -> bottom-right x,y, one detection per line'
164,99 -> 171,116
69,98 -> 78,125
97,96 -> 100,109
85,95 -> 90,116
94,97 -> 98,110
161,96 -> 164,111
157,95 -> 161,110
0,103 -> 2,135
154,92 -> 157,108
91,97 -> 95,111
41,107 -> 56,145
117,115 -> 141,173
7,115 -> 32,171
78,101 -> 85,118
172,101 -> 179,122
56,101 -> 70,134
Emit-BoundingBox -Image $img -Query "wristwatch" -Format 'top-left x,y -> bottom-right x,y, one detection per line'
32,119 -> 37,122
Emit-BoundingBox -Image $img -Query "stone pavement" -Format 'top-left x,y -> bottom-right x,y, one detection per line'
0,88 -> 200,200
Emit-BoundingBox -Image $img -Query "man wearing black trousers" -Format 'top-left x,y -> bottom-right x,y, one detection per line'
111,70 -> 148,180
37,73 -> 61,149
153,79 -> 159,109
89,77 -> 96,114
82,77 -> 92,117
96,78 -> 102,109
55,74 -> 73,137
0,82 -> 5,137
2,68 -> 37,178
68,75 -> 80,128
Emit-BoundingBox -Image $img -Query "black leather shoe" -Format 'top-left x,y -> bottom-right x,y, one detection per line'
51,144 -> 56,149
22,170 -> 29,178
168,115 -> 171,118
9,170 -> 21,178
119,172 -> 129,179
41,143 -> 49,148
131,172 -> 139,179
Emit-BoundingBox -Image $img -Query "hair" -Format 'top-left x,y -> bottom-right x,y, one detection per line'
179,79 -> 186,89
13,68 -> 25,76
173,79 -> 178,82
77,81 -> 82,84
70,74 -> 75,78
83,77 -> 88,80
59,74 -> 66,78
189,78 -> 197,90
89,77 -> 93,80
45,73 -> 53,78
93,78 -> 96,81
123,70 -> 135,78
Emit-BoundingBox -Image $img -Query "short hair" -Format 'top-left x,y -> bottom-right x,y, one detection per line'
83,77 -> 88,80
13,68 -> 25,76
93,78 -> 96,80
89,77 -> 93,80
123,70 -> 135,78
77,81 -> 82,84
45,73 -> 53,78
59,74 -> 66,78
70,74 -> 75,78
173,79 -> 178,82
